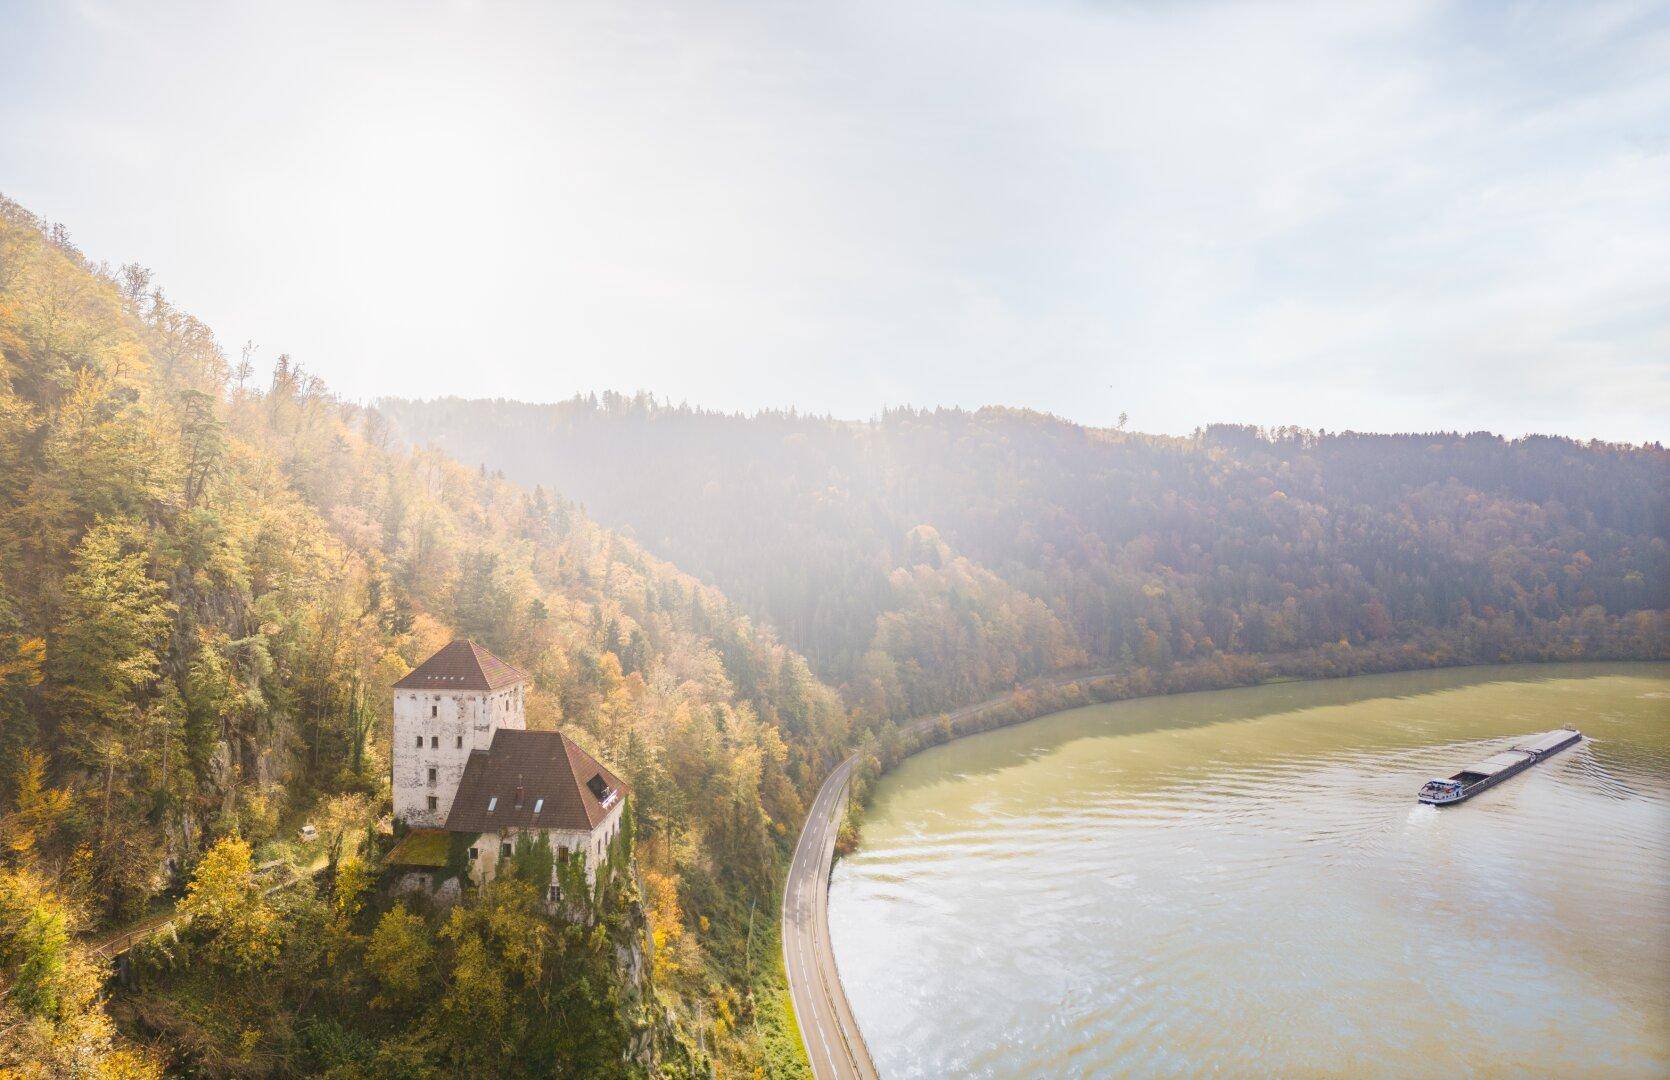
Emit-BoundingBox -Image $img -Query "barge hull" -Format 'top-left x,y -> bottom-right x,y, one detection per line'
1440,758 -> 1531,804
1419,729 -> 1581,806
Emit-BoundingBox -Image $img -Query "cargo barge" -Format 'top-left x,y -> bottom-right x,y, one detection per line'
1417,728 -> 1582,805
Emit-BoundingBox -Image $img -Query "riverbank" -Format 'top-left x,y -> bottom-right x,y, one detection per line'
827,662 -> 1670,1077
834,637 -> 1669,852
785,642 -> 1667,1079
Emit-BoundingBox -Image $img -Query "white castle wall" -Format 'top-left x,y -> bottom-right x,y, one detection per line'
391,682 -> 526,828
469,797 -> 626,895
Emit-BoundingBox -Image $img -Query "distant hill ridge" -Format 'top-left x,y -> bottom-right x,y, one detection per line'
379,393 -> 1670,722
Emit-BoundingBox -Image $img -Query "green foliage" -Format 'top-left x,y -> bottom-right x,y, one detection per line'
0,869 -> 70,1017
0,868 -> 161,1076
48,519 -> 174,768
443,830 -> 477,887
505,831 -> 555,892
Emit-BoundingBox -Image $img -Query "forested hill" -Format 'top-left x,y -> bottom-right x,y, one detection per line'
0,197 -> 841,1075
380,394 -> 1669,721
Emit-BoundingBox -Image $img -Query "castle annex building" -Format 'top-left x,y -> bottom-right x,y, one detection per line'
387,640 -> 628,897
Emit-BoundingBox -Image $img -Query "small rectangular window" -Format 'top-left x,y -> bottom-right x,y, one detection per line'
547,885 -> 559,902
430,735 -> 438,749
427,767 -> 437,784
431,704 -> 438,717
500,841 -> 512,857
456,735 -> 463,749
414,735 -> 423,748
487,796 -> 497,812
468,847 -> 478,860
426,795 -> 437,811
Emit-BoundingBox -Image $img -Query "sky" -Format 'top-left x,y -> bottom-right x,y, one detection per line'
2,1 -> 1667,441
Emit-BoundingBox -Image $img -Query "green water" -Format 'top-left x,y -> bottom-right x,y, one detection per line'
828,663 -> 1670,1078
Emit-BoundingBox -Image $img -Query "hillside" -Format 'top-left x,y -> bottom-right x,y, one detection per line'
381,394 -> 1669,721
0,198 -> 842,1075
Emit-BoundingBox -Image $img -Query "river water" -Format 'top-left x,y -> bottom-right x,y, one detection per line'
827,663 -> 1670,1078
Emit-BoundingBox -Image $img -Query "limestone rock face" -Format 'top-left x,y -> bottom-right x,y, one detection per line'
610,890 -> 712,1077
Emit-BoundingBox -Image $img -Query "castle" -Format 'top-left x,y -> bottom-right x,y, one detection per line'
385,640 -> 628,899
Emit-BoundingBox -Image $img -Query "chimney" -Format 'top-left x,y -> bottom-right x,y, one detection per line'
514,784 -> 524,809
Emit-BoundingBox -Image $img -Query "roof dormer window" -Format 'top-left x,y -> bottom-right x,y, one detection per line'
586,773 -> 618,807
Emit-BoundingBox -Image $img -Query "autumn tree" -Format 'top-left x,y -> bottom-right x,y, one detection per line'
0,869 -> 161,1078
46,520 -> 173,778
364,903 -> 435,1011
178,835 -> 278,975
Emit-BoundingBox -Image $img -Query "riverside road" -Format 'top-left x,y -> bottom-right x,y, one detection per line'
782,668 -> 1122,1079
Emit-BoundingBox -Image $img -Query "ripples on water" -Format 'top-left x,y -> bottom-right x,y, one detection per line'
828,664 -> 1670,1078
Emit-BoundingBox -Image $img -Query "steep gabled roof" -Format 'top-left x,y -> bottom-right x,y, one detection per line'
445,729 -> 628,833
393,640 -> 528,691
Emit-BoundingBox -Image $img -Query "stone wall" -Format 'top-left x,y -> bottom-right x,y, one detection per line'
472,797 -> 625,894
391,682 -> 527,827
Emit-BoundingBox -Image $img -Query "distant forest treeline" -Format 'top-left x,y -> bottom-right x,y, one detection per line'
381,393 -> 1669,722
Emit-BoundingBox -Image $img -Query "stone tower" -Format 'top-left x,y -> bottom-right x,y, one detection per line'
391,640 -> 528,828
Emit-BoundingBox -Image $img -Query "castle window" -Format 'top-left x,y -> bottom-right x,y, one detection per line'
414,735 -> 423,748
431,704 -> 438,718
456,735 -> 463,749
426,795 -> 437,811
500,840 -> 512,857
430,735 -> 438,749
427,767 -> 437,784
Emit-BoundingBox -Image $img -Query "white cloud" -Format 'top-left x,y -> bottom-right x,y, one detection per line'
0,0 -> 1664,441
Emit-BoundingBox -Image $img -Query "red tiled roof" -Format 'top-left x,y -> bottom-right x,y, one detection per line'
393,640 -> 528,691
444,729 -> 628,834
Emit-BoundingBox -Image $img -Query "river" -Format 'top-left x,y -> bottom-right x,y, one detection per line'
826,663 -> 1670,1078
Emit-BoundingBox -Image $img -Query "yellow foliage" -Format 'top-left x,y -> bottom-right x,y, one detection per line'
641,868 -> 685,971
178,835 -> 278,975
365,904 -> 434,1009
2,751 -> 70,859
0,869 -> 161,1079
0,635 -> 44,686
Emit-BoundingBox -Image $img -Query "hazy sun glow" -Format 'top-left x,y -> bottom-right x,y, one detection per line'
2,0 -> 1666,440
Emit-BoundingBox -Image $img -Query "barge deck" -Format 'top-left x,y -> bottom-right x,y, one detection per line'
1417,728 -> 1582,805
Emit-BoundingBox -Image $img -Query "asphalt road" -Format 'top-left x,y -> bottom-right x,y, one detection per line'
781,754 -> 877,1080
782,668 -> 1125,1079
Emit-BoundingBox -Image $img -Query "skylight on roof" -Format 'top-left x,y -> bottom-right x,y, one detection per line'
533,798 -> 543,814
487,796 -> 497,812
